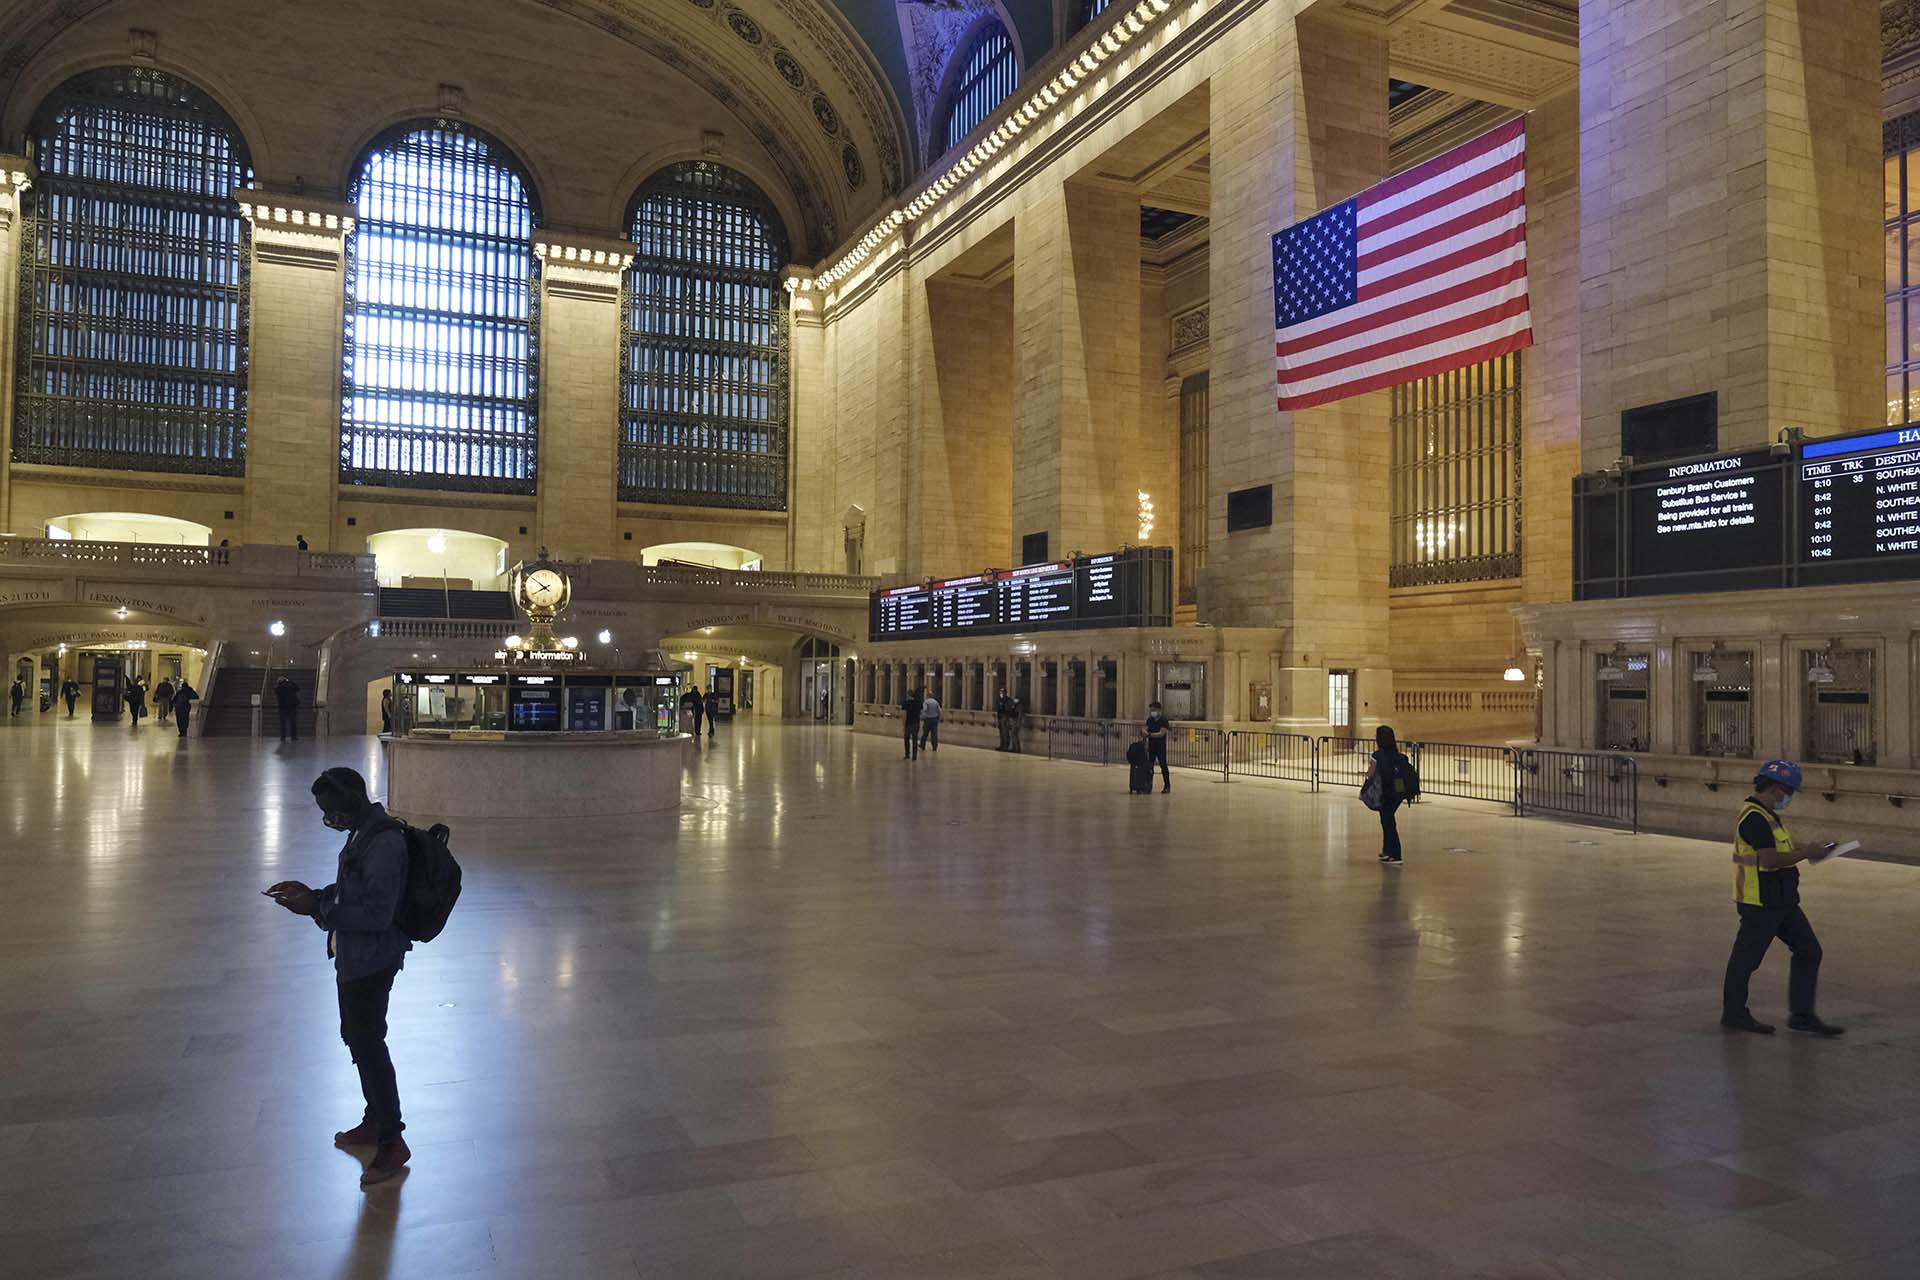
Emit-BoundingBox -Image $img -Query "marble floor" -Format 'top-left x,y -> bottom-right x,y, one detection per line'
0,717 -> 1917,1280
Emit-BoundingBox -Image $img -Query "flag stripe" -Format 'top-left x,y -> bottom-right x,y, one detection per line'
1361,116 -> 1525,210
1359,152 -> 1525,239
1277,328 -> 1533,411
1356,224 -> 1526,303
1356,188 -> 1525,274
1274,119 -> 1530,411
1276,260 -> 1528,357
1278,294 -> 1531,385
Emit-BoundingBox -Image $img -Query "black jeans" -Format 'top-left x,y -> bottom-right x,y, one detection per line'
175,706 -> 191,737
1147,737 -> 1169,787
1723,904 -> 1821,1019
278,707 -> 297,741
338,964 -> 404,1141
903,719 -> 920,757
1379,800 -> 1403,859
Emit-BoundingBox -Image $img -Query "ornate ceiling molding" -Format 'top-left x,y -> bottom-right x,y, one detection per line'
0,0 -> 913,259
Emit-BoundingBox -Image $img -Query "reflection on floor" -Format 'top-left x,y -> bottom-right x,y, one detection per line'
1,716 -> 1917,1279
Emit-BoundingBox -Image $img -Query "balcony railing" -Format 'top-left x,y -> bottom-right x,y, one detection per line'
0,538 -> 375,577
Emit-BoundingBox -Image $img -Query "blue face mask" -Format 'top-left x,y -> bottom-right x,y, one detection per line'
1774,792 -> 1793,811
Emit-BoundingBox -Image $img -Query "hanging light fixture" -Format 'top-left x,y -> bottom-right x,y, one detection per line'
1806,644 -> 1836,685
1692,641 -> 1723,683
1596,643 -> 1627,682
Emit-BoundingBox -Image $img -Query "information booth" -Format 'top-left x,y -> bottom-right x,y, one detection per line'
392,662 -> 686,738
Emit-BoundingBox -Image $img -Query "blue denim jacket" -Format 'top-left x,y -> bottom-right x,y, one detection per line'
312,803 -> 412,983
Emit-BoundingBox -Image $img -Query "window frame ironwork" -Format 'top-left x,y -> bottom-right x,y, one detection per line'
1389,351 -> 1523,587
14,66 -> 252,477
339,119 -> 541,495
1883,113 -> 1920,426
941,22 -> 1018,154
619,161 -> 789,511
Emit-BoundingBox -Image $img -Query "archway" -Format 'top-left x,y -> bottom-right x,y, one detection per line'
46,512 -> 211,546
640,542 -> 763,571
366,528 -> 509,589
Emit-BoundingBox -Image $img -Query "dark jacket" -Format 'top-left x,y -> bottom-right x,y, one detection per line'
902,694 -> 923,722
274,679 -> 299,710
312,803 -> 412,983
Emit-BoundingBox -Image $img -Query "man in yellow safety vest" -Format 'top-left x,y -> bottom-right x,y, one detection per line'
1720,758 -> 1844,1037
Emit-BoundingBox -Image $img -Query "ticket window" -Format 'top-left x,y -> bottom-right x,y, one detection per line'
1596,652 -> 1650,752
1805,649 -> 1876,765
460,675 -> 508,730
1039,660 -> 1059,716
566,680 -> 610,731
1015,660 -> 1033,708
1097,659 -> 1118,720
1691,650 -> 1754,758
1154,662 -> 1206,721
400,674 -> 460,729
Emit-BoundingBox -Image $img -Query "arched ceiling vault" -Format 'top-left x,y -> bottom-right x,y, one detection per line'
0,0 -> 914,258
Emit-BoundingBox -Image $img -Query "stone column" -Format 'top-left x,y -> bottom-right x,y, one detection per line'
532,233 -> 632,562
786,268 -> 834,571
1012,181 -> 1143,561
1202,11 -> 1392,731
236,191 -> 353,550
1578,0 -> 1880,463
0,158 -> 31,537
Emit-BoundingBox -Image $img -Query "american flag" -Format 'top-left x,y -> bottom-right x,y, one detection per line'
1273,117 -> 1530,411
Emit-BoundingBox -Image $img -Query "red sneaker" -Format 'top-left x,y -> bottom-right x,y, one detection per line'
360,1137 -> 410,1186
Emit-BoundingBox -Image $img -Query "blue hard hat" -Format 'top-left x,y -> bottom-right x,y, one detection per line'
1756,758 -> 1802,792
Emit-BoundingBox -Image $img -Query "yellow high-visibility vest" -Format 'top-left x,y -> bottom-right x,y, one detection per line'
1732,800 -> 1793,905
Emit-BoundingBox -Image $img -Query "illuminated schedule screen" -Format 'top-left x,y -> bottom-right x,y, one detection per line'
1573,425 -> 1920,598
1798,427 -> 1920,583
869,546 -> 1171,640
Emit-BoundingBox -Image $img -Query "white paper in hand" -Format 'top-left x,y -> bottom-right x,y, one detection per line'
1810,840 -> 1860,864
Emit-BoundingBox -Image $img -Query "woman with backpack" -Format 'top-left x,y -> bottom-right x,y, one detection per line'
1365,725 -> 1415,866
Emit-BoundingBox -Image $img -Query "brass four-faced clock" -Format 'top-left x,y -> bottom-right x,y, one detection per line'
509,550 -> 571,650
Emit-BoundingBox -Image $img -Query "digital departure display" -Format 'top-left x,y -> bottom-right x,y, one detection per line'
1798,426 -> 1920,583
1624,449 -> 1787,593
1574,426 -> 1920,598
869,546 -> 1172,641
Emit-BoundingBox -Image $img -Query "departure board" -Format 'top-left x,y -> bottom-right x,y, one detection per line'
869,546 -> 1171,640
1798,426 -> 1920,583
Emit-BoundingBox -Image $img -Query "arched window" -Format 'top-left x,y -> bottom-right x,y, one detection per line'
940,22 -> 1017,154
621,162 -> 788,510
16,67 -> 251,475
341,123 -> 539,493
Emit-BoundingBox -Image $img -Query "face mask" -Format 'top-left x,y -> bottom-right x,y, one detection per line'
1774,792 -> 1793,811
321,811 -> 353,831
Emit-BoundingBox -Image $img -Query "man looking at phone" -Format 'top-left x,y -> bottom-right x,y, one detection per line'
265,767 -> 414,1185
1720,758 -> 1844,1038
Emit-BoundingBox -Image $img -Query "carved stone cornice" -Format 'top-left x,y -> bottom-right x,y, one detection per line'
237,189 -> 354,269
533,230 -> 636,301
0,153 -> 32,229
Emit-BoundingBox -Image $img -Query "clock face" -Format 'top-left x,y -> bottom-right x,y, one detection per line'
525,568 -> 566,606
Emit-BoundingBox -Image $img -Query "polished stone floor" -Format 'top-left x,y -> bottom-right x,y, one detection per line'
1,715 -> 1917,1280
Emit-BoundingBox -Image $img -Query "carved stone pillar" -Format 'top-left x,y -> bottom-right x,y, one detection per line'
237,190 -> 353,550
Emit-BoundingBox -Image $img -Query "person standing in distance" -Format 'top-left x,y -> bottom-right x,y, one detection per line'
703,686 -> 720,741
1721,759 -> 1844,1037
919,686 -> 942,754
1366,725 -> 1412,865
1143,701 -> 1172,793
275,676 -> 301,742
265,767 -> 414,1184
171,678 -> 198,738
61,676 -> 80,718
900,686 -> 923,759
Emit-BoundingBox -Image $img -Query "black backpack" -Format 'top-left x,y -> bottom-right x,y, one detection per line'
370,818 -> 462,942
1392,753 -> 1421,800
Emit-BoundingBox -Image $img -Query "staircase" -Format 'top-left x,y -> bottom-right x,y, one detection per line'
200,666 -> 319,738
378,587 -> 514,620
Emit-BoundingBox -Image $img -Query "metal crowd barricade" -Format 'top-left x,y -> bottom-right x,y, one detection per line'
1316,736 -> 1375,791
1227,730 -> 1317,784
1045,717 -> 1114,764
1515,747 -> 1639,832
1406,740 -> 1517,805
1164,725 -> 1228,774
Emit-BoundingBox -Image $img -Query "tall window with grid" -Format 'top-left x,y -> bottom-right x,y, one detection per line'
1884,114 -> 1920,424
1178,373 -> 1209,605
941,23 -> 1017,154
15,67 -> 251,475
621,162 -> 788,510
340,123 -> 539,494
1388,352 -> 1522,586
